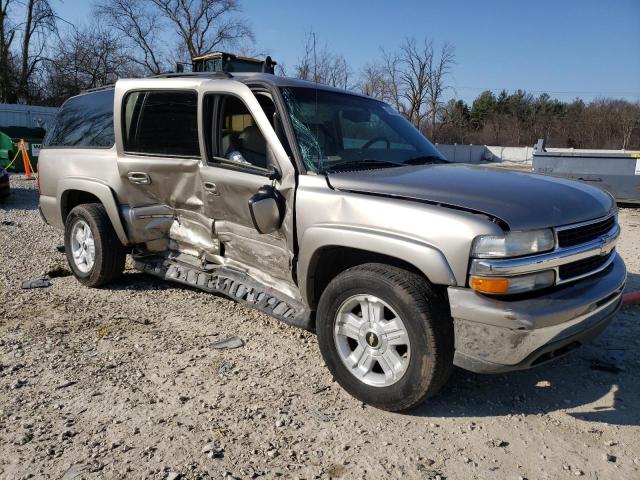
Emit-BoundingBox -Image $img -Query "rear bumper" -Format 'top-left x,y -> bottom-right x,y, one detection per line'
449,253 -> 626,373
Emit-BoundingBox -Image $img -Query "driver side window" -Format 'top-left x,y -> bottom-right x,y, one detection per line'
216,95 -> 268,169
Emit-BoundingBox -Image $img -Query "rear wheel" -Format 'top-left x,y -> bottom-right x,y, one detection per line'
64,203 -> 125,287
316,263 -> 454,411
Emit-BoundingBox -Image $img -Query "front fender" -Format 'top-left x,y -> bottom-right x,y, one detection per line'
297,224 -> 457,306
57,177 -> 129,245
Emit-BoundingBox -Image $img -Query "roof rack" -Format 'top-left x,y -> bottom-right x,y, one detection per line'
151,71 -> 233,79
81,84 -> 116,94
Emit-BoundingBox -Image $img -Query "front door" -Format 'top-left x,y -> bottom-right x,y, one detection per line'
198,81 -> 297,291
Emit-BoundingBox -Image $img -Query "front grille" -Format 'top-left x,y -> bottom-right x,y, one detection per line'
559,253 -> 611,280
557,216 -> 615,248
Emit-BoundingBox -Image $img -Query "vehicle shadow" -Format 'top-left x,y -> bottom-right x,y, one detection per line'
109,270 -> 640,426
109,270 -> 195,293
0,185 -> 40,211
412,275 -> 640,426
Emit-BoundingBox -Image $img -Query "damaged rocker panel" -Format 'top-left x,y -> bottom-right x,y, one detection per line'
133,255 -> 312,330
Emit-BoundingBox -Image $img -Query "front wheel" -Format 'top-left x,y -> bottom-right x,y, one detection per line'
64,203 -> 125,287
316,263 -> 454,411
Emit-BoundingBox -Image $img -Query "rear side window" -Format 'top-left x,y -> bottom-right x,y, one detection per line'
123,90 -> 199,157
44,89 -> 115,148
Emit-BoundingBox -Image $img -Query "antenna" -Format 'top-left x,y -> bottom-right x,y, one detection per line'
312,31 -> 323,173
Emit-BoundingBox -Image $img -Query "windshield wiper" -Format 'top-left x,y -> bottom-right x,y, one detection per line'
324,159 -> 401,172
403,155 -> 449,165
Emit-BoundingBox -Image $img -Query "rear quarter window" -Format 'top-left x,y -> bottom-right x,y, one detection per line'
43,89 -> 115,148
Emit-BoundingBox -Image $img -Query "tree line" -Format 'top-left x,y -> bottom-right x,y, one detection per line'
291,33 -> 640,150
0,0 -> 638,149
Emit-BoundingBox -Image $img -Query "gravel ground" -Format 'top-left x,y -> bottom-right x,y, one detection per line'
1,175 -> 639,480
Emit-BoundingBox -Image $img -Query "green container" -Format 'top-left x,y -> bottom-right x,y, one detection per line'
0,126 -> 46,172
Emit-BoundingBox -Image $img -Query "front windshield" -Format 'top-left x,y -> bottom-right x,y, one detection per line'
280,87 -> 447,173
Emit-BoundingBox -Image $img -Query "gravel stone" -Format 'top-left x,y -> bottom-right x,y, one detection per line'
1,175 -> 639,479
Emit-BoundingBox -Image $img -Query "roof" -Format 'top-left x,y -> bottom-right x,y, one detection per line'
188,71 -> 372,99
77,72 -> 373,104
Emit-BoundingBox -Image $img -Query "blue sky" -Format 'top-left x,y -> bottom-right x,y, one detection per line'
56,0 -> 639,104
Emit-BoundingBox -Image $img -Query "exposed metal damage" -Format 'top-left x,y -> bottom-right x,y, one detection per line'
133,254 -> 311,330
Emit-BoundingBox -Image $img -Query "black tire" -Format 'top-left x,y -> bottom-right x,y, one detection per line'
64,203 -> 125,287
316,263 -> 454,412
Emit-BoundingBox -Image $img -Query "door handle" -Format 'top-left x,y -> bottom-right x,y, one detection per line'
128,172 -> 151,185
203,182 -> 218,195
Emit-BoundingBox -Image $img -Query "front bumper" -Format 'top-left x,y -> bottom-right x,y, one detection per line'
450,253 -> 626,373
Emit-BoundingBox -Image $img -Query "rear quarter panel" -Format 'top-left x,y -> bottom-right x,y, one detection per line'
38,147 -> 124,231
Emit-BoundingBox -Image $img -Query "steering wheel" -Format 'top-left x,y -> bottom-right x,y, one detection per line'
362,136 -> 391,149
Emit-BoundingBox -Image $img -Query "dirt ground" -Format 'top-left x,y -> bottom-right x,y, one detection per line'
1,175 -> 639,480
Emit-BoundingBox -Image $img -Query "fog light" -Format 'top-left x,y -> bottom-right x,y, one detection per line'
470,270 -> 555,295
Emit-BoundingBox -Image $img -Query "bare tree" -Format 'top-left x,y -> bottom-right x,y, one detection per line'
394,37 -> 456,138
147,0 -> 253,60
359,62 -> 386,100
274,61 -> 286,76
379,48 -> 403,112
398,38 -> 432,129
424,42 -> 455,141
43,23 -> 135,104
617,101 -> 639,150
293,31 -> 313,81
96,0 -> 166,75
17,0 -> 57,103
0,0 -> 17,102
324,54 -> 350,89
293,31 -> 351,89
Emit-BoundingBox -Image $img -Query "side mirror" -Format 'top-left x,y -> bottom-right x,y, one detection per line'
248,186 -> 284,234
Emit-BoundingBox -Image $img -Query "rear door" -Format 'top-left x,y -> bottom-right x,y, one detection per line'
197,80 -> 298,287
114,80 -> 217,256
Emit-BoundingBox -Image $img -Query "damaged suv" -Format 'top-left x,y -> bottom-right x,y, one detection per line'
38,70 -> 626,411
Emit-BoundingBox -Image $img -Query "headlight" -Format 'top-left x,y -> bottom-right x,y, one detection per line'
470,270 -> 555,295
471,229 -> 555,258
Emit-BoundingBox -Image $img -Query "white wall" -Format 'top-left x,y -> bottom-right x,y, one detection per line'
436,143 -> 640,164
435,144 -> 485,163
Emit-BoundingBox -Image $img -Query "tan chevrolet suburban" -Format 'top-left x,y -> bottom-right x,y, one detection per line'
38,67 -> 626,411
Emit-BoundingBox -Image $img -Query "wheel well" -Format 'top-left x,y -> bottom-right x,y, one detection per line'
61,190 -> 101,224
307,246 -> 429,309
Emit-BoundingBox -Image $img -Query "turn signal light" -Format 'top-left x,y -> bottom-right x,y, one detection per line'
470,270 -> 556,295
470,276 -> 510,294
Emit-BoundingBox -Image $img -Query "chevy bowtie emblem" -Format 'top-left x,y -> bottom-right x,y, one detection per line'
366,332 -> 379,348
599,235 -> 613,256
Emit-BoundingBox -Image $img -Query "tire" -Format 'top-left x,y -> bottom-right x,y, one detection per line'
64,203 -> 125,287
316,263 -> 454,412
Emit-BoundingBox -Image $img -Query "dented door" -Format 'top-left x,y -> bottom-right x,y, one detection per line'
197,81 -> 298,289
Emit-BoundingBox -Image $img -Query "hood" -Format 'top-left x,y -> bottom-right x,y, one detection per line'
325,164 -> 614,230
